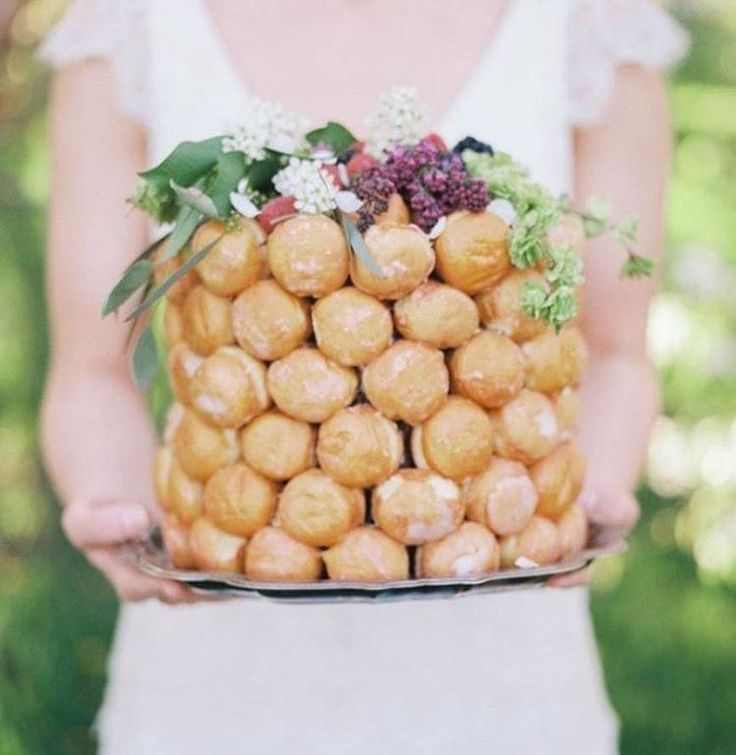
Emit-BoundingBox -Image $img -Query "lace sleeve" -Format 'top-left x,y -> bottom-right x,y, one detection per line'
568,0 -> 690,127
38,0 -> 149,125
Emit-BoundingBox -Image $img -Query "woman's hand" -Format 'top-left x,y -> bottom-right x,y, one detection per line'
548,487 -> 640,588
62,498 -> 196,604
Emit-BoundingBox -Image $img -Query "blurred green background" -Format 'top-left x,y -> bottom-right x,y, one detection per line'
1,1 -> 735,753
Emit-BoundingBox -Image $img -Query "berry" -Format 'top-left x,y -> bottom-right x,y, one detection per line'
424,133 -> 448,152
258,196 -> 297,234
346,152 -> 380,177
321,164 -> 344,188
452,136 -> 494,156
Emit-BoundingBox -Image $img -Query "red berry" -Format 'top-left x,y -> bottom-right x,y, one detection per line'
258,196 -> 297,234
347,152 -> 380,177
351,140 -> 366,153
321,164 -> 343,188
424,133 -> 448,152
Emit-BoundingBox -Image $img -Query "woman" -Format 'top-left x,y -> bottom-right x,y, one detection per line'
40,1 -> 688,753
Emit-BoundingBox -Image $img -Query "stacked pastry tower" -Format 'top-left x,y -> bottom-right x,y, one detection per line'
154,202 -> 589,582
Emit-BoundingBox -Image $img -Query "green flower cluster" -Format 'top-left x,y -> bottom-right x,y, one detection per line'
129,181 -> 178,224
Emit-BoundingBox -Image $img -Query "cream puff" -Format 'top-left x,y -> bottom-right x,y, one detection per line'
188,346 -> 270,428
464,457 -> 538,536
450,331 -> 525,409
244,526 -> 323,582
323,527 -> 409,582
163,301 -> 184,348
411,396 -> 494,480
153,445 -> 174,511
499,515 -> 561,568
350,223 -> 434,300
240,410 -> 316,481
557,503 -> 589,561
161,514 -> 195,569
171,407 -> 240,481
522,327 -> 587,394
267,347 -> 358,423
373,469 -> 463,545
152,243 -> 199,303
189,517 -> 247,572
167,342 -> 204,406
474,269 -> 548,342
491,389 -> 561,464
277,469 -> 365,548
529,442 -> 586,520
362,340 -> 449,426
267,214 -> 349,296
168,456 -> 204,524
553,386 -> 581,441
193,219 -> 264,297
394,282 -> 479,349
416,521 -> 500,578
232,279 -> 311,361
181,285 -> 235,355
434,211 -> 511,294
317,405 -> 403,488
375,193 -> 410,225
312,287 -> 393,367
203,462 -> 278,537
162,401 -> 185,445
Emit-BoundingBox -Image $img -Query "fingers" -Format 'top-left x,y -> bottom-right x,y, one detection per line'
578,488 -> 640,532
548,567 -> 589,589
62,499 -> 151,550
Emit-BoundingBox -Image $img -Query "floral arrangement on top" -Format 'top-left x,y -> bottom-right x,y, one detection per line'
103,86 -> 652,389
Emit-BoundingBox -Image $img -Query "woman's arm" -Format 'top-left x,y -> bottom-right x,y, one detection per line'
551,66 -> 670,585
40,58 -> 191,603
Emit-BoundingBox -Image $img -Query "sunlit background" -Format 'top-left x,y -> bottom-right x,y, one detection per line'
1,1 -> 735,753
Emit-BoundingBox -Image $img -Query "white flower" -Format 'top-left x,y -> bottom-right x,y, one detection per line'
222,97 -> 308,162
365,85 -> 425,158
273,157 -> 340,214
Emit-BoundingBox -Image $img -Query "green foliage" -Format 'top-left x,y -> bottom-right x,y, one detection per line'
305,121 -> 357,154
100,259 -> 152,317
138,136 -> 224,190
131,325 -> 158,391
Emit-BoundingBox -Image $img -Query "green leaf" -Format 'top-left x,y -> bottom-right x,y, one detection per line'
170,181 -> 220,219
208,151 -> 248,216
613,215 -> 641,245
139,136 -> 225,190
101,259 -> 153,317
586,195 -> 612,222
163,206 -> 202,260
621,253 -> 655,279
131,325 -> 158,391
126,235 -> 222,321
248,151 -> 285,193
305,122 -> 357,154
339,212 -> 385,278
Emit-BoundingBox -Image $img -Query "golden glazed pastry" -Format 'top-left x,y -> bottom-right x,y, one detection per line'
521,327 -> 587,394
491,389 -> 561,464
193,219 -> 264,297
240,410 -> 315,481
317,405 -> 403,488
312,287 -> 393,367
267,347 -> 358,423
189,517 -> 247,572
232,279 -> 311,361
450,331 -> 525,409
411,396 -> 494,480
167,343 -> 204,406
163,302 -> 184,348
394,282 -> 479,349
161,514 -> 195,569
465,457 -> 539,537
416,521 -> 500,578
553,386 -> 581,441
162,402 -> 185,445
181,285 -> 234,355
474,269 -> 548,342
323,527 -> 409,582
557,503 -> 589,560
375,193 -> 410,225
267,214 -> 349,296
244,526 -> 323,582
277,469 -> 365,548
362,340 -> 449,426
152,243 -> 199,303
499,515 -> 562,568
153,446 -> 174,511
350,223 -> 434,300
529,442 -> 586,520
373,469 -> 463,545
434,211 -> 511,294
168,456 -> 204,524
203,462 -> 278,537
188,346 -> 270,428
171,407 -> 239,481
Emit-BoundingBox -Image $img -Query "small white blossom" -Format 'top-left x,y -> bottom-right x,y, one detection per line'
334,190 -> 363,213
230,192 -> 260,218
428,216 -> 447,240
488,198 -> 517,225
272,157 -> 339,214
222,98 -> 308,162
365,85 -> 424,158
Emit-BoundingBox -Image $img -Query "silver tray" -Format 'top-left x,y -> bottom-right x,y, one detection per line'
127,525 -> 626,603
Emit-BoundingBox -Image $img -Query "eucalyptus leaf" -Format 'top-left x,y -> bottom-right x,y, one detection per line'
131,325 -> 158,391
139,136 -> 225,190
209,151 -> 247,216
163,206 -> 201,260
170,181 -> 220,219
248,152 -> 284,193
305,122 -> 357,154
339,212 -> 385,278
127,236 -> 222,321
101,259 -> 153,317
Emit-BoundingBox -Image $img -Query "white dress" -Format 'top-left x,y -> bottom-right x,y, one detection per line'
41,2 -> 688,753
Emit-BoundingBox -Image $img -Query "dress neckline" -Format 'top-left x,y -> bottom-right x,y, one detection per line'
193,0 -> 528,132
